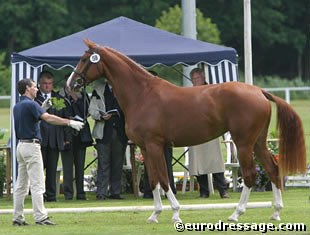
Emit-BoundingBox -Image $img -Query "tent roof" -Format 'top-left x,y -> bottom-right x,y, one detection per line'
12,16 -> 237,68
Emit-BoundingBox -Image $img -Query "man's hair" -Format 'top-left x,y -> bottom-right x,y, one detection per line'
190,67 -> 205,78
17,78 -> 34,95
39,70 -> 54,80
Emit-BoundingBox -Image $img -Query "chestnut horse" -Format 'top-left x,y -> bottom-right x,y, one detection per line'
67,39 -> 306,223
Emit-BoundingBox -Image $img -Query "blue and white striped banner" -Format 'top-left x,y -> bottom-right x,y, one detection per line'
205,60 -> 238,84
10,62 -> 42,185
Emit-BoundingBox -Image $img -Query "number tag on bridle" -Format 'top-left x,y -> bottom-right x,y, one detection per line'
90,53 -> 100,63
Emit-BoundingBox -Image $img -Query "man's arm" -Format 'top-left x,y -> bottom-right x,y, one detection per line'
40,113 -> 84,131
41,112 -> 70,125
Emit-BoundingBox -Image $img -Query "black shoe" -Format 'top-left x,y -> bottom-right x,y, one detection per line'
220,192 -> 229,199
44,194 -> 56,202
45,198 -> 57,202
109,194 -> 124,200
96,194 -> 108,200
12,220 -> 29,226
200,193 -> 209,198
35,217 -> 56,225
77,196 -> 88,200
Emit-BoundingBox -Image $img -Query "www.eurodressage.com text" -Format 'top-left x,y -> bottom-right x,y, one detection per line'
174,220 -> 306,233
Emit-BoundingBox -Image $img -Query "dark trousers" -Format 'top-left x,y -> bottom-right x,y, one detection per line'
197,172 -> 227,196
61,136 -> 86,199
143,146 -> 176,195
41,146 -> 59,201
96,129 -> 126,196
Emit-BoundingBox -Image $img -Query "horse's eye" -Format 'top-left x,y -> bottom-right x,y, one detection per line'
76,77 -> 84,85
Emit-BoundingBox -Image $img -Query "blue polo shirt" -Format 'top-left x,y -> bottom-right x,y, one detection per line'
13,96 -> 45,140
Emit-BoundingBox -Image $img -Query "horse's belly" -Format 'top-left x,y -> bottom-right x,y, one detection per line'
169,129 -> 222,147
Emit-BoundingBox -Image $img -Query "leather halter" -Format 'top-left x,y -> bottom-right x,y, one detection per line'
72,49 -> 99,89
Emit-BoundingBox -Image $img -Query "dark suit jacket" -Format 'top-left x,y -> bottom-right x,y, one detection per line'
35,90 -> 70,150
65,92 -> 93,147
99,84 -> 127,145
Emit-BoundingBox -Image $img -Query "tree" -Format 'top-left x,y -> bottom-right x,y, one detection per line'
155,4 -> 221,44
0,0 -> 69,64
65,0 -> 179,30
0,53 -> 11,95
153,4 -> 221,86
196,0 -> 309,80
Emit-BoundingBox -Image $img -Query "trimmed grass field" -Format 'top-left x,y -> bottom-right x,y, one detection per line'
0,188 -> 309,234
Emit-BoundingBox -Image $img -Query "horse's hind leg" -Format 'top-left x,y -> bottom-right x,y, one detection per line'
254,138 -> 283,220
228,146 -> 256,222
270,183 -> 283,221
228,185 -> 252,221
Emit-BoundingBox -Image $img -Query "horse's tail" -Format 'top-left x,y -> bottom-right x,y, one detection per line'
262,90 -> 306,178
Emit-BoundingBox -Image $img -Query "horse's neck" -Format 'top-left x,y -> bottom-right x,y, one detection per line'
102,62 -> 148,112
101,50 -> 149,111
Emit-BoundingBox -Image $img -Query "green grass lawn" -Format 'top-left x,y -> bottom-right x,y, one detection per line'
0,188 -> 309,234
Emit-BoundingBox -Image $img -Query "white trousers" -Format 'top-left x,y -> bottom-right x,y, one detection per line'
13,142 -> 47,222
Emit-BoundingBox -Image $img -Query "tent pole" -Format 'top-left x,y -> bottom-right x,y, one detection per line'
244,0 -> 253,85
182,0 -> 197,87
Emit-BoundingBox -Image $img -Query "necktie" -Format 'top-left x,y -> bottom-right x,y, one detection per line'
44,94 -> 48,100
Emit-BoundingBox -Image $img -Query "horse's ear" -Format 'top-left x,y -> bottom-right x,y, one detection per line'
83,39 -> 95,49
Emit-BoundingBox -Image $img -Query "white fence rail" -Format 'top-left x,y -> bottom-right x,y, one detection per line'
263,87 -> 310,104
0,96 -> 10,100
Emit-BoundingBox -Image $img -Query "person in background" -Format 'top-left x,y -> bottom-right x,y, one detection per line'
189,67 -> 229,199
59,78 -> 93,200
143,70 -> 176,198
35,70 -> 69,202
89,79 -> 128,200
13,78 -> 83,226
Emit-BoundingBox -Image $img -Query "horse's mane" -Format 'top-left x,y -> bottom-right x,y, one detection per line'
101,46 -> 153,78
83,39 -> 153,79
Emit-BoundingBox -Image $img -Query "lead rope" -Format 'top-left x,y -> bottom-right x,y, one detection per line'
82,83 -> 89,124
169,66 -> 192,83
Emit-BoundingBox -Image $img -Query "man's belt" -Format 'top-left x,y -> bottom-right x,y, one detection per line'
19,139 -> 40,144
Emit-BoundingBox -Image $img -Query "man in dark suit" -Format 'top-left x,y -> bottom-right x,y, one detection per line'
35,70 -> 70,202
60,85 -> 93,200
89,81 -> 128,200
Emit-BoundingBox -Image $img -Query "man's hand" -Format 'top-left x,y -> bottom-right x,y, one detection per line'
101,113 -> 112,120
41,98 -> 52,111
68,120 -> 84,131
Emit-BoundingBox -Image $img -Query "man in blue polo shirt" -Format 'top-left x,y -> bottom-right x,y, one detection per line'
13,78 -> 84,226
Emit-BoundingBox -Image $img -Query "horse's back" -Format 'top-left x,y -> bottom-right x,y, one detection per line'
163,81 -> 271,146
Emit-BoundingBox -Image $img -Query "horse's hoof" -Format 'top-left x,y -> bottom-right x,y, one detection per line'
147,218 -> 158,224
227,215 -> 238,222
270,215 -> 281,221
172,217 -> 182,224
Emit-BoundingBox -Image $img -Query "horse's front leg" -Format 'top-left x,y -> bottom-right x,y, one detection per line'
270,182 -> 283,221
147,184 -> 162,223
165,186 -> 182,223
228,185 -> 252,221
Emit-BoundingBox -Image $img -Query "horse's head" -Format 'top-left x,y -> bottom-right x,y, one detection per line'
66,39 -> 102,92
